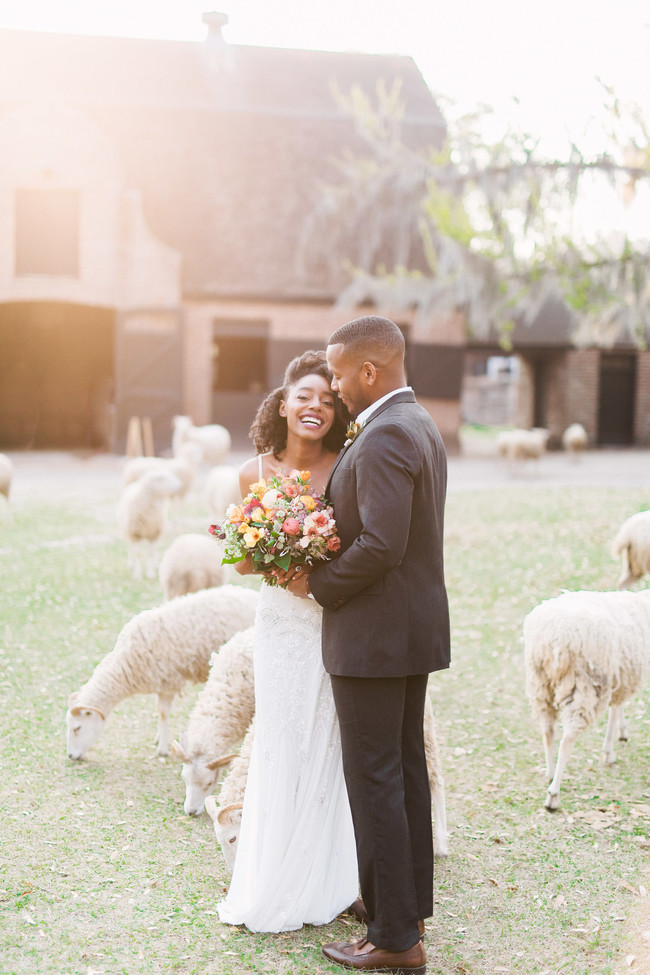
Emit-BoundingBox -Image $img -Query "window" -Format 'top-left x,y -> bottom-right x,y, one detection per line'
15,188 -> 80,276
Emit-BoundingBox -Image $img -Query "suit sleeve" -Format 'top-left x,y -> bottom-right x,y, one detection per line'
309,422 -> 419,609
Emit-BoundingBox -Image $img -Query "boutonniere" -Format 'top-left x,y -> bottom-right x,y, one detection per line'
344,421 -> 364,447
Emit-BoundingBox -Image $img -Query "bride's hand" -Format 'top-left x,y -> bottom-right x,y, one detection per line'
282,565 -> 312,598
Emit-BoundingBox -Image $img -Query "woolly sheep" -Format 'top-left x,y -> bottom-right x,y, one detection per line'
205,464 -> 241,521
171,627 -> 255,815
612,510 -> 650,589
159,532 -> 226,600
172,415 -> 231,467
117,467 -> 182,578
524,588 -> 650,810
66,585 -> 259,760
205,722 -> 254,873
497,428 -> 549,464
203,690 -> 448,873
0,452 -> 13,499
123,442 -> 202,502
561,422 -> 588,458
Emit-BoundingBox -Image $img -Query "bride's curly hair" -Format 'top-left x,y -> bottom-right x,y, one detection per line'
249,350 -> 350,457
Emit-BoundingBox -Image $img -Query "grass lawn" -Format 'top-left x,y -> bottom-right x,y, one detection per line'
1,472 -> 649,974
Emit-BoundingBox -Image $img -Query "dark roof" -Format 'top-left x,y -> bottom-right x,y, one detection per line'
0,28 -> 445,300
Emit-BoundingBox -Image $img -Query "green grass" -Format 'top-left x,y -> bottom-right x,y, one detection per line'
1,476 -> 649,973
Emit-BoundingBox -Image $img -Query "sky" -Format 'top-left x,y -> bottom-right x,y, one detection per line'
0,0 -> 648,237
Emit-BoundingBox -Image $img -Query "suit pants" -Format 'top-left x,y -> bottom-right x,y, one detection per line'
330,673 -> 433,952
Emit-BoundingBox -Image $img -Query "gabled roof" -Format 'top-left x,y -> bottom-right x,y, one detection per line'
0,28 -> 445,300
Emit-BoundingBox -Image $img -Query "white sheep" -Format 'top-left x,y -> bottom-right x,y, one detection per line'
171,627 -> 255,815
172,415 -> 231,467
497,428 -> 549,467
66,585 -> 259,760
0,452 -> 13,500
205,722 -> 254,873
159,532 -> 226,600
203,690 -> 448,872
117,467 -> 182,578
123,442 -> 202,505
612,510 -> 650,590
205,465 -> 241,522
524,588 -> 650,810
561,422 -> 588,458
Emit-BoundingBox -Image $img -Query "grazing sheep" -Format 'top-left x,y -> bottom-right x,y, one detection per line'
123,442 -> 202,503
172,415 -> 231,467
205,465 -> 241,522
171,627 -> 255,815
497,428 -> 549,467
524,588 -> 650,810
0,452 -> 13,500
117,467 -> 182,578
561,422 -> 588,458
203,690 -> 448,872
612,510 -> 650,589
205,722 -> 254,873
159,532 -> 226,600
66,585 -> 259,760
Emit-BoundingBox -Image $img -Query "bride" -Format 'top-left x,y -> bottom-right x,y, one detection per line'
216,350 -> 358,933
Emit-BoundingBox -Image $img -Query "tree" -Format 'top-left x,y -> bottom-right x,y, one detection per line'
300,81 -> 650,349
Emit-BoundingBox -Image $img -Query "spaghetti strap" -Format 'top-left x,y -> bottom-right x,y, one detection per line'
258,454 -> 264,479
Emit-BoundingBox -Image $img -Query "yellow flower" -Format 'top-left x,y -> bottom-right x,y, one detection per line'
243,527 -> 261,548
300,495 -> 317,511
248,479 -> 267,496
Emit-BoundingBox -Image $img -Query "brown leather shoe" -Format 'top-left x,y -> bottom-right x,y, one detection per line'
322,936 -> 426,973
345,900 -> 425,940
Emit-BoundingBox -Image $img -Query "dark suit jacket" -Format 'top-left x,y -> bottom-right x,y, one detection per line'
309,390 -> 450,678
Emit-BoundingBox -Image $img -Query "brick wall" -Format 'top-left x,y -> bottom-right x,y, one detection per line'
564,349 -> 600,445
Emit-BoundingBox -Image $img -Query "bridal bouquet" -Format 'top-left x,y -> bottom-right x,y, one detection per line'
209,469 -> 341,586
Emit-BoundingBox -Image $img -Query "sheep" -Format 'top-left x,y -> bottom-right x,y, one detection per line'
561,422 -> 588,458
172,415 -> 231,467
66,584 -> 259,760
202,690 -> 448,872
523,588 -> 650,810
117,467 -> 183,578
0,452 -> 13,500
123,442 -> 202,508
612,510 -> 650,589
159,532 -> 226,600
497,428 -> 549,467
171,627 -> 255,815
205,464 -> 241,522
204,722 -> 254,873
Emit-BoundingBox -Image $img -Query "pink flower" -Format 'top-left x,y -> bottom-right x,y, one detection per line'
282,517 -> 301,536
281,480 -> 299,498
326,535 -> 341,552
304,511 -> 333,535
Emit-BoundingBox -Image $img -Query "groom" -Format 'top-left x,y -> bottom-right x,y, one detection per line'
288,316 -> 450,973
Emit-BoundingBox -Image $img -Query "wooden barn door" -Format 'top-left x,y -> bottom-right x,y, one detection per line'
597,353 -> 636,445
114,308 -> 183,454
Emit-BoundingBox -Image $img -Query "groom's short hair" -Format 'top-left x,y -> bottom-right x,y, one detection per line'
329,316 -> 405,365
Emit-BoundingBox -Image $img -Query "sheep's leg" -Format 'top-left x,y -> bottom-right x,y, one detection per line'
617,547 -> 636,590
155,693 -> 175,756
536,708 -> 557,779
423,694 -> 448,857
545,727 -> 579,811
603,705 -> 626,764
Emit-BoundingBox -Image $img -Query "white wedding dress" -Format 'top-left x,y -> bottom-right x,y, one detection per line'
217,583 -> 358,932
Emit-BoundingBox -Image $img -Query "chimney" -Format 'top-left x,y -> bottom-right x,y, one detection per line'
202,11 -> 229,43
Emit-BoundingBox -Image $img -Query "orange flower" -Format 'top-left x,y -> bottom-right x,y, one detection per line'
228,505 -> 245,524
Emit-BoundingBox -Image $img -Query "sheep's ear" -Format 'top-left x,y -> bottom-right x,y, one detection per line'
170,740 -> 189,763
206,753 -> 237,771
68,691 -> 80,707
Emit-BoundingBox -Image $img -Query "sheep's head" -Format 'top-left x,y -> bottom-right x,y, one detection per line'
172,736 -> 236,816
66,693 -> 106,759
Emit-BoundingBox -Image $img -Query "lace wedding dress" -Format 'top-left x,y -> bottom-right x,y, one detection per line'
217,584 -> 358,932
